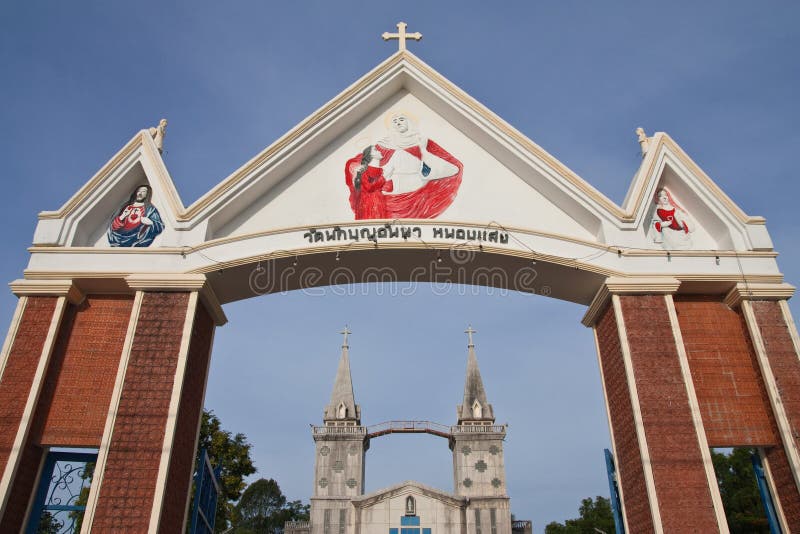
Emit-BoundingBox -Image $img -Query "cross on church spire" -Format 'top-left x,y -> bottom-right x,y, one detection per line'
382,22 -> 422,51
465,325 -> 477,347
340,326 -> 351,348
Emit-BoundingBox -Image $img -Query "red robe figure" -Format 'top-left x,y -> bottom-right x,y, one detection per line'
344,113 -> 463,220
348,146 -> 394,220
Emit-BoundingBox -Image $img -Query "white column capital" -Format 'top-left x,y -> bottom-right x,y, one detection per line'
724,282 -> 795,309
582,277 -> 681,327
9,279 -> 85,305
125,274 -> 226,326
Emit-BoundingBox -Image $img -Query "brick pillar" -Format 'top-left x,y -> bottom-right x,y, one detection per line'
584,278 -> 726,533
726,283 -> 800,526
0,281 -> 83,531
80,274 -> 225,533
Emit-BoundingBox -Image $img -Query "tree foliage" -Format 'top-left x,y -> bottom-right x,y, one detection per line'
711,448 -> 770,534
544,496 -> 615,534
197,410 -> 257,532
233,478 -> 310,534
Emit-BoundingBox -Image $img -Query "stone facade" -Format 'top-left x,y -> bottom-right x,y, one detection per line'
295,336 -> 513,534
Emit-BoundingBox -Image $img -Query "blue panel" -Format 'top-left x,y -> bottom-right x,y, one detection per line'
752,454 -> 782,534
389,529 -> 398,534
423,529 -> 431,534
401,516 -> 420,526
604,449 -> 625,534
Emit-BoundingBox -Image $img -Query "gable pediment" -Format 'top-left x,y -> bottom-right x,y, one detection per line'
26,50 -> 779,302
351,480 -> 465,510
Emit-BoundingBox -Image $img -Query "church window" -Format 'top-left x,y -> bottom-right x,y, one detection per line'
324,509 -> 331,534
333,460 -> 344,473
339,509 -> 346,534
405,495 -> 416,515
489,445 -> 500,455
346,478 -> 357,488
475,509 -> 482,534
320,445 -> 330,456
348,444 -> 359,455
463,478 -> 473,488
319,477 -> 329,488
490,508 -> 497,534
491,477 -> 502,488
475,459 -> 487,472
337,401 -> 347,418
461,445 -> 471,455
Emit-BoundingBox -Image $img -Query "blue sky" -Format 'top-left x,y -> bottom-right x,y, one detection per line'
2,1 -> 799,531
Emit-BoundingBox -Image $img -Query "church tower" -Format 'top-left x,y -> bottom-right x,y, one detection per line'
451,327 -> 512,533
309,328 -> 367,534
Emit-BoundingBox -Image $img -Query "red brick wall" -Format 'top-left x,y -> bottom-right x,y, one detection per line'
0,297 -> 57,474
765,445 -> 800,526
158,303 -> 215,533
674,297 -> 776,446
595,304 -> 654,532
618,294 -> 719,533
91,292 -> 190,533
35,295 -> 133,446
0,297 -> 57,531
750,301 -> 800,527
752,301 -> 800,447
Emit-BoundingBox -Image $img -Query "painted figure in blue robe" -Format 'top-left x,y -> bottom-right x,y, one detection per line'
107,184 -> 164,247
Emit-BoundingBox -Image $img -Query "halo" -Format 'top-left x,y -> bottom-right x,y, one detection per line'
383,109 -> 419,130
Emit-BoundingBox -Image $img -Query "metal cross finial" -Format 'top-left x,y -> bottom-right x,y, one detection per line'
382,22 -> 422,52
465,325 -> 477,347
340,326 -> 352,348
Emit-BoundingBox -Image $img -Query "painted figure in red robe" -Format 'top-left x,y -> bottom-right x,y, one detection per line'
651,188 -> 692,249
351,145 -> 394,219
345,112 -> 463,220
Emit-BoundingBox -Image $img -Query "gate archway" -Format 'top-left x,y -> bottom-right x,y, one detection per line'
1,48 -> 799,533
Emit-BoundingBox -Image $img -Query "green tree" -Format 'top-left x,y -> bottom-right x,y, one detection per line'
544,496 -> 615,534
35,511 -> 63,534
197,410 -> 257,532
712,448 -> 770,533
233,478 -> 310,534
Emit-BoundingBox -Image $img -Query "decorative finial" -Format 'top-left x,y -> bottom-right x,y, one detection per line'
149,118 -> 168,154
465,325 -> 477,347
382,22 -> 422,52
340,326 -> 352,348
636,127 -> 649,156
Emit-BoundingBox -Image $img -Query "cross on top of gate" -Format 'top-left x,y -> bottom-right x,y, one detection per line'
382,22 -> 422,51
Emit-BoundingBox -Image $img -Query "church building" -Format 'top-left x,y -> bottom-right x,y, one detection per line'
287,329 -> 523,534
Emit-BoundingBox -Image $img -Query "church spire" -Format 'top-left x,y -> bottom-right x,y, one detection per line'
324,326 -> 361,424
457,326 -> 494,424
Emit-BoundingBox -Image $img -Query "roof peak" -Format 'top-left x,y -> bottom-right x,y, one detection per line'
457,327 -> 494,424
324,328 -> 360,423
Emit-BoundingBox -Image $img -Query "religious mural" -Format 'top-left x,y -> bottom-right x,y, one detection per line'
650,187 -> 693,250
107,184 -> 164,247
344,112 -> 463,220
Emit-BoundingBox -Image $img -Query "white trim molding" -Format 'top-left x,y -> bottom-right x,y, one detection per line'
612,294 -> 664,533
9,279 -> 85,305
0,297 -> 28,383
80,291 -> 144,533
148,290 -> 199,532
582,276 -> 681,327
724,282 -> 795,309
0,296 -> 68,518
664,294 -> 729,532
740,300 -> 800,493
592,329 -> 631,534
125,273 -> 226,326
